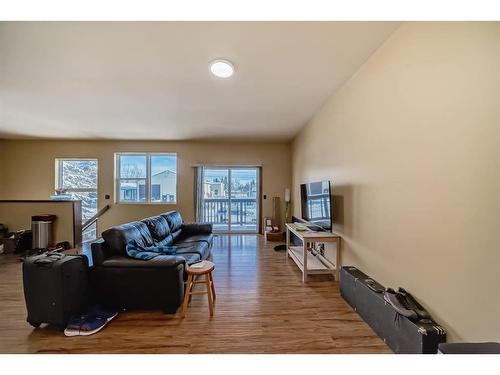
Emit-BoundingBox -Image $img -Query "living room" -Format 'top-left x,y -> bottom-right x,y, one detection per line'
0,1 -> 499,373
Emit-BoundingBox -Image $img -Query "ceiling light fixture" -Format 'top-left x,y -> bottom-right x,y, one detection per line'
209,59 -> 235,78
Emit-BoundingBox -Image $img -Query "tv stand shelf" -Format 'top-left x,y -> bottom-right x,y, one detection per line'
285,223 -> 341,283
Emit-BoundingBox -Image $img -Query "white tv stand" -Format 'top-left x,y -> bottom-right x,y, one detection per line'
285,223 -> 341,283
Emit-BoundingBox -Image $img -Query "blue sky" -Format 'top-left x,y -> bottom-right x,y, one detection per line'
120,154 -> 177,177
152,155 -> 177,175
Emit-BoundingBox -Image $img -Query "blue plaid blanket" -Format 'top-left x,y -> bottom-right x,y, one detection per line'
126,240 -> 178,260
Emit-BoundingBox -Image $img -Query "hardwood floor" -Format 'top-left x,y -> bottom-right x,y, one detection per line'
0,235 -> 391,354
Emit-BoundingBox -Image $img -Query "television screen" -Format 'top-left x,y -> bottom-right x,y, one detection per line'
300,180 -> 332,230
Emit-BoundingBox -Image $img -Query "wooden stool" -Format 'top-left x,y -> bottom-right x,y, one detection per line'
181,260 -> 216,318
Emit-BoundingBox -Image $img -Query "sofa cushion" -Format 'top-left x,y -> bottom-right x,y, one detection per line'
177,233 -> 214,247
171,229 -> 182,242
101,255 -> 185,269
162,211 -> 183,232
176,253 -> 201,265
155,234 -> 174,247
175,241 -> 210,260
181,223 -> 213,235
141,215 -> 171,243
102,221 -> 154,256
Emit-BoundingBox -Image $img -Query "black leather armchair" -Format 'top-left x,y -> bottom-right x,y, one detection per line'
90,211 -> 213,313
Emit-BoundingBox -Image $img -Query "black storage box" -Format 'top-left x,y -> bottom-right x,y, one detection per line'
340,266 -> 446,354
23,252 -> 89,330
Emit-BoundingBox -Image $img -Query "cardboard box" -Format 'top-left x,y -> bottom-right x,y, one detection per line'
265,231 -> 284,242
0,238 -> 17,254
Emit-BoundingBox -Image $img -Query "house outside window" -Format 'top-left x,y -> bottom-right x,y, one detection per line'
115,153 -> 177,204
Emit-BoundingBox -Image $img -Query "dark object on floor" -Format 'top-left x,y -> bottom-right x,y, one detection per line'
266,231 -> 284,242
64,305 -> 118,337
0,236 -> 16,254
90,211 -> 213,313
0,229 -> 33,255
16,230 -> 33,253
438,342 -> 500,354
274,244 -> 287,251
0,224 -> 8,238
340,266 -> 446,354
23,252 -> 89,330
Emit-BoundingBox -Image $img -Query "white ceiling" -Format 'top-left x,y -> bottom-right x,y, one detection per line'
0,22 -> 399,141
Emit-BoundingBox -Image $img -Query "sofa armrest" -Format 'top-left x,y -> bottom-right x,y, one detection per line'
181,222 -> 213,235
90,238 -> 109,266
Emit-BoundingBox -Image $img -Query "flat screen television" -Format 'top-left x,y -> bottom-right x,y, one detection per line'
300,180 -> 332,231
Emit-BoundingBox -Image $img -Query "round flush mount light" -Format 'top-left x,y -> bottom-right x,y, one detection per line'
209,59 -> 235,78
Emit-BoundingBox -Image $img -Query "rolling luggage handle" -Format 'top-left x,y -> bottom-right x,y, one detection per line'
33,251 -> 65,266
364,278 -> 384,293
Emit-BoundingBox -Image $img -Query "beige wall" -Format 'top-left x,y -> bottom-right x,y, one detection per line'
0,140 -> 291,234
292,22 -> 500,342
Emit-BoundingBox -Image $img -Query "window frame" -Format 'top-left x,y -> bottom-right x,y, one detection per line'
55,158 -> 99,242
115,152 -> 177,205
55,157 -> 99,195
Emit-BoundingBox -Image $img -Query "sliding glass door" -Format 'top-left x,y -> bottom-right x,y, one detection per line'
199,167 -> 259,233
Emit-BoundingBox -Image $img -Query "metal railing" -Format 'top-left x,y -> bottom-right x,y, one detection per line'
82,204 -> 110,242
202,198 -> 257,225
82,204 -> 110,231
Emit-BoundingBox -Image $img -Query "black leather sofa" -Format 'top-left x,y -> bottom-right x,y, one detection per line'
90,211 -> 213,313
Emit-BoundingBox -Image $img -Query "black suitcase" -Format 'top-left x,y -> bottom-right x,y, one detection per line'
23,252 -> 89,330
340,266 -> 446,354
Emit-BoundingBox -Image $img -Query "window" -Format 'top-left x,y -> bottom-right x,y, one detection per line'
115,153 -> 177,203
55,159 -> 98,241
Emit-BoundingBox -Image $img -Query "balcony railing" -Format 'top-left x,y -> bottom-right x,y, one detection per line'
203,198 -> 257,227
